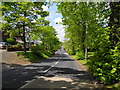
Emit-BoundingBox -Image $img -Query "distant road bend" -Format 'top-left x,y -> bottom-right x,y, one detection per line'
2,48 -> 98,89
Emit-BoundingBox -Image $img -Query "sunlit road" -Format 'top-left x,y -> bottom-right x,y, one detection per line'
2,48 -> 97,89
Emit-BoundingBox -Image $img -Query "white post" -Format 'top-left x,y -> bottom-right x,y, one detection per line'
85,47 -> 87,60
80,21 -> 89,60
85,23 -> 88,60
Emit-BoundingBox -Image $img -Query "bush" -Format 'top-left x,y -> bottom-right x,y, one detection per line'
43,50 -> 52,57
31,44 -> 43,57
76,51 -> 84,60
7,38 -> 15,44
12,43 -> 22,47
88,47 -> 120,85
67,50 -> 75,55
16,52 -> 40,62
31,44 -> 42,51
7,43 -> 23,51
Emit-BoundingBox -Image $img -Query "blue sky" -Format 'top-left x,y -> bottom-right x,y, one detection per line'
42,3 -> 65,42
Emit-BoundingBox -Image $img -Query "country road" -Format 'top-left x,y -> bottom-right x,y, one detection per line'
2,48 -> 99,89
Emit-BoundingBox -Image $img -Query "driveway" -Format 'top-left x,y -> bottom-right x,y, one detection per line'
0,49 -> 31,72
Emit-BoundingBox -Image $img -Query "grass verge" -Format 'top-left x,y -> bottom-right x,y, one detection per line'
70,55 -> 89,69
16,51 -> 52,62
70,52 -> 94,69
71,52 -> 120,89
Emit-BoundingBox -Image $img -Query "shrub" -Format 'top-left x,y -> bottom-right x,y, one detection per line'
12,43 -> 22,47
7,38 -> 15,44
88,47 -> 120,85
31,44 -> 43,57
44,50 -> 52,57
76,51 -> 84,60
7,43 -> 23,51
67,50 -> 75,55
16,52 -> 40,62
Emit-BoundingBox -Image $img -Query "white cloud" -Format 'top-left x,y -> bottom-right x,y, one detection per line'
53,25 -> 65,41
42,5 -> 48,11
54,17 -> 62,24
55,13 -> 61,15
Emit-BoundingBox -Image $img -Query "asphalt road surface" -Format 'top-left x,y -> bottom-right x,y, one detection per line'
2,48 -> 99,89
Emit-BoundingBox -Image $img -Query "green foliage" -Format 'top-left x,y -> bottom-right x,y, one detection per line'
57,2 -> 120,85
76,52 -> 84,60
31,44 -> 54,60
12,43 -> 22,47
117,41 -> 120,49
31,44 -> 43,57
67,50 -> 75,55
44,50 -> 52,56
16,46 -> 54,62
88,46 -> 120,84
16,51 -> 40,62
31,26 -> 61,52
1,2 -> 51,53
2,2 -> 61,61
7,38 -> 14,44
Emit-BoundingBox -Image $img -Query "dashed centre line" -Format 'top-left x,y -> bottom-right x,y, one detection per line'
44,50 -> 62,73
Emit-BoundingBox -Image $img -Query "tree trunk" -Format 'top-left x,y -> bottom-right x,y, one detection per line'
23,11 -> 27,54
109,2 -> 120,48
23,22 -> 26,54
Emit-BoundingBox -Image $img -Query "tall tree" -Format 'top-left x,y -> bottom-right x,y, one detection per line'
31,25 -> 60,52
2,2 -> 49,53
57,2 -> 108,58
109,2 -> 120,47
57,2 -> 120,84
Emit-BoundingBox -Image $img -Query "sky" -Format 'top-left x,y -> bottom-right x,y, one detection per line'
42,3 -> 65,42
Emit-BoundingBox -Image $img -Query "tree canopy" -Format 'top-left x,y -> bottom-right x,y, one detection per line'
1,2 -> 60,53
57,2 -> 120,84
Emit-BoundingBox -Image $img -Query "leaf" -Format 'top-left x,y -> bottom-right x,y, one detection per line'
111,68 -> 117,74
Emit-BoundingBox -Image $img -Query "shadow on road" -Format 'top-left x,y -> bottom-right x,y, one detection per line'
2,52 -> 100,89
2,64 -> 96,89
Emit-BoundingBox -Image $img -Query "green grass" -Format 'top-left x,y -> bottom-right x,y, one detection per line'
104,84 -> 120,89
70,52 -> 94,69
70,55 -> 77,60
70,55 -> 88,68
78,59 -> 87,64
42,53 -> 49,58
16,51 -> 40,62
78,59 -> 89,68
16,51 -> 52,62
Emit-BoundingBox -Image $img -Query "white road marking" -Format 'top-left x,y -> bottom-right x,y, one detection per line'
19,79 -> 35,89
64,53 -> 69,55
55,61 -> 59,64
44,50 -> 62,73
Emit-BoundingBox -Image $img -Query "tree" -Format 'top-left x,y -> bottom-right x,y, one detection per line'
31,25 -> 60,52
109,2 -> 120,47
57,2 -> 120,84
2,2 -> 49,53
